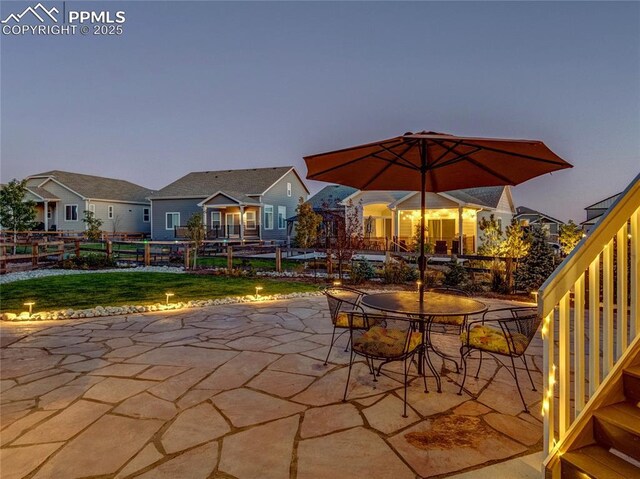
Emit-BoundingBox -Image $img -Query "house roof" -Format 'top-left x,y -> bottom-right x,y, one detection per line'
307,185 -> 358,210
584,192 -> 621,211
29,170 -> 153,203
150,166 -> 298,199
198,190 -> 262,207
27,186 -> 60,201
515,206 -> 563,224
446,186 -> 505,208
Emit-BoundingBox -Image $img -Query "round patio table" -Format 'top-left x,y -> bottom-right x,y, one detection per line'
361,291 -> 488,391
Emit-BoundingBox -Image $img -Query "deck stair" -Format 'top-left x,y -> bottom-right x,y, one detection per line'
560,363 -> 640,478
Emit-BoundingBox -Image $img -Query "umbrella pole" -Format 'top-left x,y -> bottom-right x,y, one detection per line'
419,143 -> 427,304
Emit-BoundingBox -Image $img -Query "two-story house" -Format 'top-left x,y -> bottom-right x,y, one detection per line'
149,167 -> 309,242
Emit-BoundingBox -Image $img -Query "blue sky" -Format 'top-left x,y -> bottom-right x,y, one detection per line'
1,1 -> 638,221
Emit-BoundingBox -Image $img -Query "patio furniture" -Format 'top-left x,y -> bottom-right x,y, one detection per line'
451,239 -> 460,255
425,287 -> 470,372
435,240 -> 448,255
322,286 -> 371,365
361,291 -> 488,392
342,311 -> 425,417
458,306 -> 541,413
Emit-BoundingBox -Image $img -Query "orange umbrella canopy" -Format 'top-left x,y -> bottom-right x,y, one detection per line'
304,131 -> 572,192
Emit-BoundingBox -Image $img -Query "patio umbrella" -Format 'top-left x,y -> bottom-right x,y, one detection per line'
304,131 -> 572,303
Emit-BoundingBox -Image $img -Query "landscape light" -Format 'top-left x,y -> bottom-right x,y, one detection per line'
165,293 -> 174,305
255,286 -> 263,299
332,280 -> 341,286
24,302 -> 35,315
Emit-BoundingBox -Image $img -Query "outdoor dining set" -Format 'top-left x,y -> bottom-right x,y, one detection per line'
323,285 -> 541,417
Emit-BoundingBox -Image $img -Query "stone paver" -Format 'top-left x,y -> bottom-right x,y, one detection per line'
0,295 -> 543,478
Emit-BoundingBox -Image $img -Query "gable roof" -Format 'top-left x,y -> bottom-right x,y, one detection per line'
197,190 -> 262,207
585,192 -> 621,211
446,186 -> 505,208
515,206 -> 563,224
150,166 -> 301,200
307,185 -> 358,210
26,186 -> 60,201
29,170 -> 153,203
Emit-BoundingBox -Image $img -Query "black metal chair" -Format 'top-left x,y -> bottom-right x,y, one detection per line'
322,286 -> 369,365
425,287 -> 470,372
343,311 -> 426,417
458,307 -> 541,413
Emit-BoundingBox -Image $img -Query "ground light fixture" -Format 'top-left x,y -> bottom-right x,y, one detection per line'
255,286 -> 263,299
332,280 -> 341,286
24,302 -> 35,315
416,280 -> 422,292
165,293 -> 174,305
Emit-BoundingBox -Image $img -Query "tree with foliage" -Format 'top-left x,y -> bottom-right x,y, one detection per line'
82,210 -> 104,241
294,197 -> 322,248
0,179 -> 36,254
559,220 -> 583,256
443,257 -> 469,288
477,214 -> 504,256
186,213 -> 205,269
515,224 -> 556,292
501,218 -> 532,291
322,199 -> 363,279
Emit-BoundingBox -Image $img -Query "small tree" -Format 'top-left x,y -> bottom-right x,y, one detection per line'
515,224 -> 556,292
322,199 -> 363,279
82,210 -> 104,241
294,197 -> 322,248
0,179 -> 36,254
501,218 -> 531,291
443,257 -> 469,288
559,220 -> 583,256
477,214 -> 503,257
186,213 -> 205,269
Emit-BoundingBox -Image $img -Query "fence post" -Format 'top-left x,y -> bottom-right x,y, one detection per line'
75,239 -> 80,258
227,246 -> 233,272
32,241 -> 39,266
106,241 -> 112,262
144,243 -> 151,266
275,247 -> 282,272
184,245 -> 190,270
326,250 -> 333,275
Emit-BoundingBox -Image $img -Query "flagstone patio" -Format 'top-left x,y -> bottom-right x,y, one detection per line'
0,295 -> 543,478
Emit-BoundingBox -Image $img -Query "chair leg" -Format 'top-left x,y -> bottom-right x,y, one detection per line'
402,357 -> 410,418
423,348 -> 442,393
343,349 -> 355,402
344,335 -> 351,352
474,351 -> 483,379
522,355 -> 537,391
509,354 -> 529,413
324,326 -> 338,366
458,349 -> 469,396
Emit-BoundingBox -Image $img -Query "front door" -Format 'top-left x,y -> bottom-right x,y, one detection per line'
225,213 -> 241,237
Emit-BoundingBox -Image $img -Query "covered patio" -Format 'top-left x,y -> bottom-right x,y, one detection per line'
0,295 -> 543,478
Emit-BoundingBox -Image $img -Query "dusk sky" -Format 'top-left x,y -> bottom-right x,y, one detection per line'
1,1 -> 638,222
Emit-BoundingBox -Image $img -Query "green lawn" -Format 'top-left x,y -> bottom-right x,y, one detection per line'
0,272 -> 319,313
196,256 -> 300,270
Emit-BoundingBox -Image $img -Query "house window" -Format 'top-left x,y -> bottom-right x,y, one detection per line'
245,211 -> 256,229
287,182 -> 292,197
166,212 -> 180,230
211,211 -> 221,227
264,205 -> 273,230
108,205 -> 114,219
88,204 -> 95,214
65,204 -> 78,221
278,206 -> 286,230
143,208 -> 150,222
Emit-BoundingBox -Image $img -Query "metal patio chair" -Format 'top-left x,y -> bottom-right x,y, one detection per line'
458,306 -> 541,413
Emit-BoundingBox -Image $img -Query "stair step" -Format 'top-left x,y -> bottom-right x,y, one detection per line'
594,401 -> 640,462
624,366 -> 640,403
561,445 -> 640,479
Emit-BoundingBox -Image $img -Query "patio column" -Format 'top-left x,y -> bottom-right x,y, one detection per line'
458,206 -> 464,255
393,208 -> 400,250
44,201 -> 49,231
202,206 -> 207,227
240,205 -> 245,241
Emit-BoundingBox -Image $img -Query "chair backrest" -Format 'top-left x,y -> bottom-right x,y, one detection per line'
323,286 -> 365,321
426,287 -> 470,297
435,241 -> 448,254
496,307 -> 541,355
348,311 -> 418,357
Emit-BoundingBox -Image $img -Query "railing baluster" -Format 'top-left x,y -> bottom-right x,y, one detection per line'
559,293 -> 571,436
574,273 -> 585,414
588,256 -> 600,395
616,225 -> 628,356
543,312 -> 556,456
631,208 -> 639,338
602,239 -> 614,376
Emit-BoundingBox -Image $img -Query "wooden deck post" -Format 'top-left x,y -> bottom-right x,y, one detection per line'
184,245 -> 190,270
106,241 -> 112,262
275,247 -> 282,272
227,246 -> 233,272
144,243 -> 151,266
32,241 -> 39,266
75,239 -> 81,258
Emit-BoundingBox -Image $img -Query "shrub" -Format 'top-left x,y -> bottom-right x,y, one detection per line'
350,259 -> 375,284
61,253 -> 115,270
442,257 -> 469,288
382,260 -> 418,284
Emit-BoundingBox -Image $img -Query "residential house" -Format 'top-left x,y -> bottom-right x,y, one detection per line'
306,185 -> 515,253
149,167 -> 309,242
515,206 -> 564,243
581,192 -> 622,231
23,170 -> 154,234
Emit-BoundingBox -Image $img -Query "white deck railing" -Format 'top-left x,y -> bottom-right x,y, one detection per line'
538,173 -> 640,460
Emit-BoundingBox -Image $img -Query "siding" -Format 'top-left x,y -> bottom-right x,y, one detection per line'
261,170 -> 307,241
35,180 -> 84,232
396,192 -> 458,210
151,198 -> 205,240
89,201 -> 150,234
